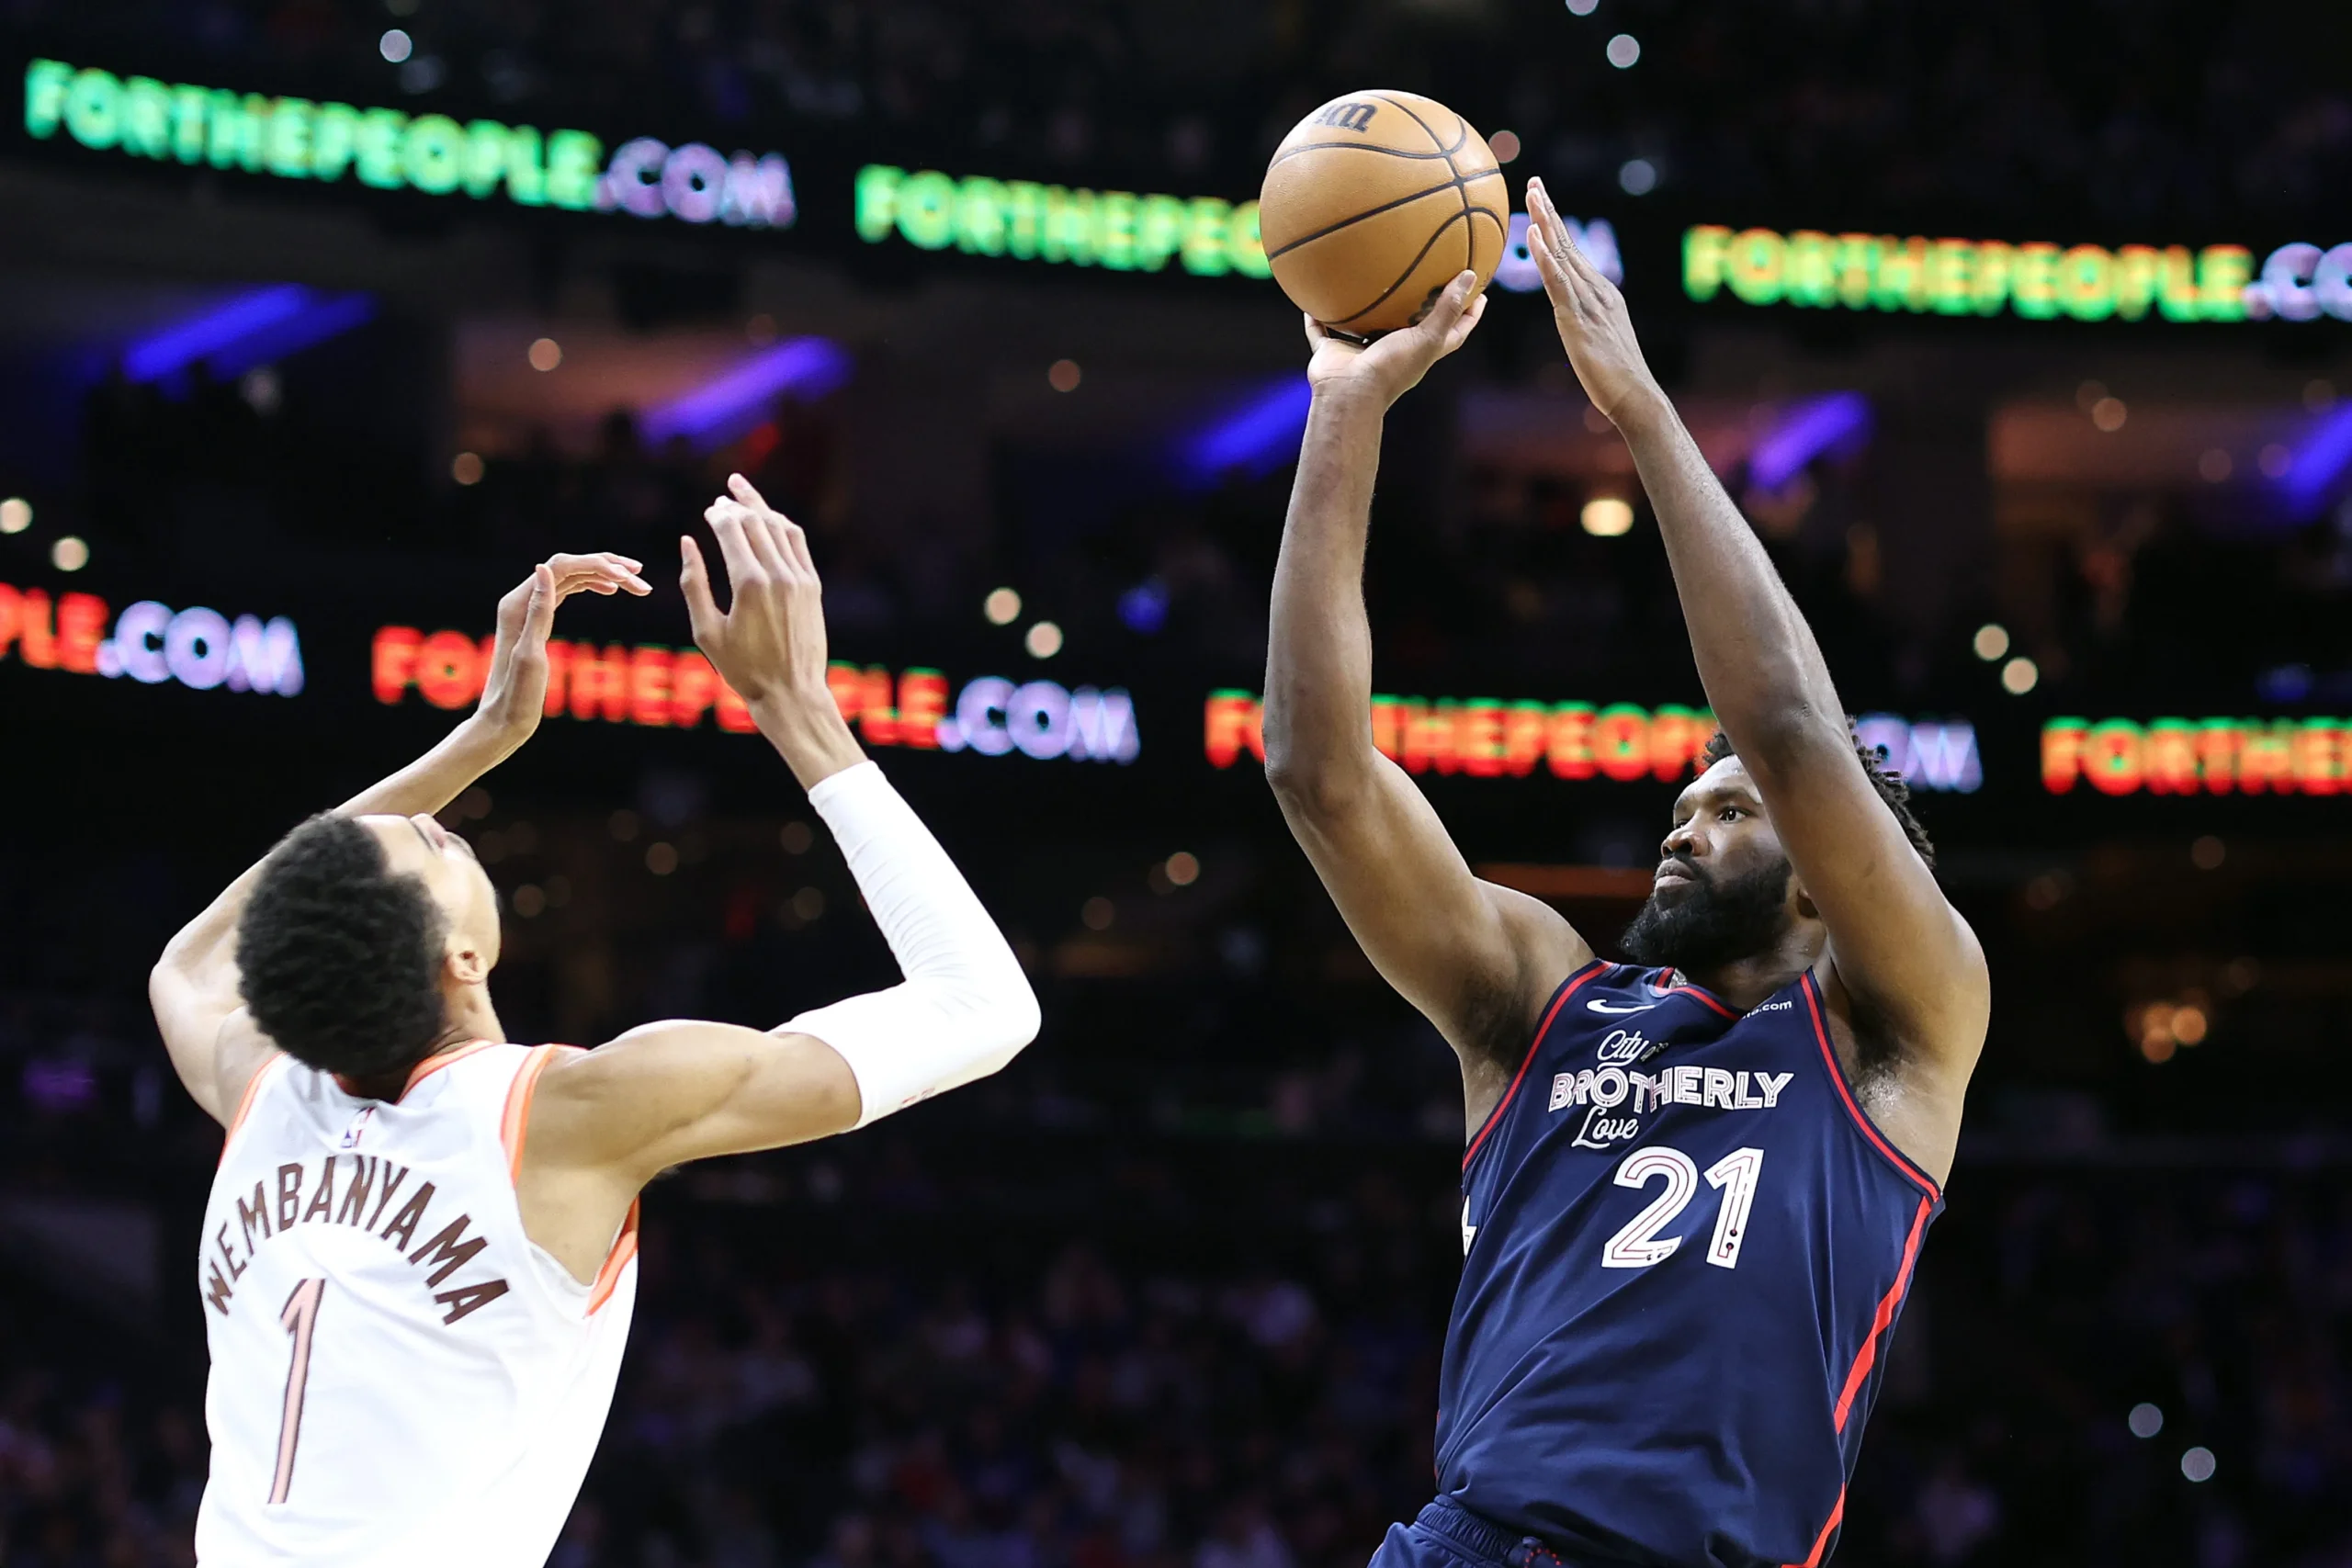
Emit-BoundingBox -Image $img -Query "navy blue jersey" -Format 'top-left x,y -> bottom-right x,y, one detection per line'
1437,962 -> 1943,1568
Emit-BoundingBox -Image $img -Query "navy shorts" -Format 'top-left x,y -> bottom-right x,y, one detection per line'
1369,1500 -> 1577,1568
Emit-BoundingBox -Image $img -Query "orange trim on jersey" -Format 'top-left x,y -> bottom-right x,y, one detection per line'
1462,961 -> 1610,1171
396,1038 -> 501,1101
1781,1488 -> 1845,1568
587,1199 -> 639,1315
499,1044 -> 579,1183
218,1055 -> 290,1168
1798,975 -> 1942,1201
1832,1192 -> 1934,1431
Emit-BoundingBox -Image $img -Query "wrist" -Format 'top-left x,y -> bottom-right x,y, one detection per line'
1608,382 -> 1675,441
751,688 -> 865,791
1311,380 -> 1394,422
447,714 -> 526,766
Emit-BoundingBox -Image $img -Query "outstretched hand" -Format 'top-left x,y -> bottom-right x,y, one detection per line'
1303,269 -> 1487,409
681,473 -> 830,706
478,551 -> 650,742
1526,177 -> 1663,426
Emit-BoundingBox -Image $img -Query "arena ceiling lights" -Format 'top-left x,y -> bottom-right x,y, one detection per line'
21,58 -> 797,230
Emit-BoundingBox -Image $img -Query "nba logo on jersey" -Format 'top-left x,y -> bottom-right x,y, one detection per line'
337,1106 -> 376,1150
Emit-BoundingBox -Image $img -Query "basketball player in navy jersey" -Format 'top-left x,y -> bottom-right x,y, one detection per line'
1262,180 -> 1990,1568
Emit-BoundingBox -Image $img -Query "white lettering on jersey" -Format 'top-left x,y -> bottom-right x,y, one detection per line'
1549,1066 -> 1792,1114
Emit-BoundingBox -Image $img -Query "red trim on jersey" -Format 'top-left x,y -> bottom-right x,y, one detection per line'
1832,1193 -> 1934,1431
1651,969 -> 1738,1019
1781,1488 -> 1845,1568
218,1055 -> 290,1168
1799,975 -> 1941,1201
587,1200 -> 640,1315
1462,962 -> 1609,1171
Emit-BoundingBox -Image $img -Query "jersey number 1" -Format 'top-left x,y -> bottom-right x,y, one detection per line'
269,1278 -> 326,1505
1600,1145 -> 1764,1269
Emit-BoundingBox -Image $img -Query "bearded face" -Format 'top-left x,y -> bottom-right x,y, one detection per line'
1619,852 -> 1795,974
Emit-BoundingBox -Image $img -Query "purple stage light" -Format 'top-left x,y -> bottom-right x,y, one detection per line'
123,285 -> 370,382
1178,374 -> 1313,486
1749,392 -> 1871,491
640,337 -> 852,446
207,294 -> 376,381
2281,404 -> 2352,516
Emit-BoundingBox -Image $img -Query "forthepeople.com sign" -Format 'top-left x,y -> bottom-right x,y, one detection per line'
0,580 -> 302,694
371,627 -> 1136,765
21,58 -> 797,229
1204,691 -> 1980,792
2041,716 -> 2352,795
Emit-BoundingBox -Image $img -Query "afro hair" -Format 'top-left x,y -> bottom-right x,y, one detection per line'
236,813 -> 449,1081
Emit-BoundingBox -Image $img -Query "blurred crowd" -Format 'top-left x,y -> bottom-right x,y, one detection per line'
12,0 -> 2352,225
0,1032 -> 2346,1568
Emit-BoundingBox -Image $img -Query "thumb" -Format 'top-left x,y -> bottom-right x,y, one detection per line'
522,562 -> 558,648
681,535 -> 723,649
1417,270 -> 1478,339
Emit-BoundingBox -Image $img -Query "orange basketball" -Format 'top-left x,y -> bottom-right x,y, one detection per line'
1260,90 -> 1509,336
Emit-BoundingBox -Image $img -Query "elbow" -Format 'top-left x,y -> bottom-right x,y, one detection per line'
949,955 -> 1042,1069
1263,742 -> 1361,821
147,956 -> 189,1016
995,967 -> 1043,1056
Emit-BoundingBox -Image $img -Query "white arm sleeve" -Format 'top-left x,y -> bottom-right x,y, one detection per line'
780,761 -> 1040,1127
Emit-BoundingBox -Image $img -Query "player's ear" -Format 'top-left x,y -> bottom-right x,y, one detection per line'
1789,874 -> 1820,923
445,932 -> 492,987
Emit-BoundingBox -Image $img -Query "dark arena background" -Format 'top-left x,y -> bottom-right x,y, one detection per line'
2,2 -> 2351,1564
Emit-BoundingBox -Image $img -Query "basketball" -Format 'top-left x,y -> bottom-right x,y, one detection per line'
1260,90 -> 1510,336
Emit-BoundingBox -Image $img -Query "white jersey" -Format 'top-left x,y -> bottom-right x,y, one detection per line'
195,1041 -> 639,1567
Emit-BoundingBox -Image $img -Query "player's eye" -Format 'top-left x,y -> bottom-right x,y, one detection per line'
1717,807 -> 1742,823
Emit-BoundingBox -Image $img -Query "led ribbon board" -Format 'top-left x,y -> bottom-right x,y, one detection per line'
1684,225 -> 2260,324
2042,716 -> 2352,795
1207,692 -> 1979,792
1204,690 -> 1717,782
854,164 -> 1270,278
0,581 -> 303,694
21,58 -> 795,228
374,631 -> 1137,765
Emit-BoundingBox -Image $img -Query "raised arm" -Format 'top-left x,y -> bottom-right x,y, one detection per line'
1527,180 -> 1986,1089
518,479 -> 1038,1275
148,553 -> 649,1122
1263,276 -> 1589,1119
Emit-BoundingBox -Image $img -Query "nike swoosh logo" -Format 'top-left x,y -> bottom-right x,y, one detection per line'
1585,998 -> 1655,1015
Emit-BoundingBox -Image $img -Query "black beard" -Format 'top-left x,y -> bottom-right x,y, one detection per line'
1619,856 -> 1793,974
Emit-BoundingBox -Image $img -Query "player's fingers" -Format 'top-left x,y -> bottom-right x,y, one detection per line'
1445,290 -> 1489,353
1525,178 -> 1562,254
706,503 -> 763,589
523,561 -> 558,644
544,552 -> 648,597
727,472 -> 775,517
1302,311 -> 1327,354
592,551 -> 651,594
680,536 -> 723,645
743,506 -> 795,579
1419,271 -> 1477,339
1529,180 -> 1594,301
778,514 -> 819,576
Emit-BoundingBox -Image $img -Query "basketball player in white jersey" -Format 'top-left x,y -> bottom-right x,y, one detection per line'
148,477 -> 1041,1567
